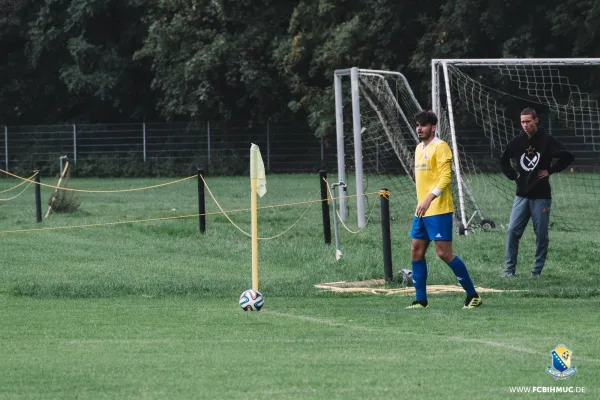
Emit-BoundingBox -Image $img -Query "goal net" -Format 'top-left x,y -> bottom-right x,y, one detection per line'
333,68 -> 491,232
433,59 -> 600,232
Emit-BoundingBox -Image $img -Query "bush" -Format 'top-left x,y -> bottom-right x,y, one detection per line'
47,189 -> 80,213
7,151 -> 252,180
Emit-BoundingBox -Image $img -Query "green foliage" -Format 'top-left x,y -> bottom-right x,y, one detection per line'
278,0 -> 437,136
0,0 -> 47,123
136,0 -> 297,125
410,0 -> 600,95
2,0 -> 600,140
0,0 -> 156,124
68,152 -> 248,178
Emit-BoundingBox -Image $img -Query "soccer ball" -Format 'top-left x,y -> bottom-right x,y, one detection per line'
239,289 -> 264,311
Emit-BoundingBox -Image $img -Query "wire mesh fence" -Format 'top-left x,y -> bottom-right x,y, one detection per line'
0,121 -> 338,175
0,121 -> 596,176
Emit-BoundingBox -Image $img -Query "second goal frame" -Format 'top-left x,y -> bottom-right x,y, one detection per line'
432,57 -> 600,232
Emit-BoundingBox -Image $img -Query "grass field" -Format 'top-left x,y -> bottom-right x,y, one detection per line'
0,173 -> 598,399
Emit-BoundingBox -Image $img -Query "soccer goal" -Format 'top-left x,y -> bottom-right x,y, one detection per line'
333,67 -> 492,233
433,58 -> 600,231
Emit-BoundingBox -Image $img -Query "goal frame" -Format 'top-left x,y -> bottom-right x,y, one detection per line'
334,66 -> 487,232
334,67 -> 420,227
432,57 -> 600,229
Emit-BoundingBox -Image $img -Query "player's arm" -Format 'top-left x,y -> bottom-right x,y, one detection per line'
432,144 -> 452,194
547,136 -> 575,175
415,144 -> 452,217
500,141 -> 519,180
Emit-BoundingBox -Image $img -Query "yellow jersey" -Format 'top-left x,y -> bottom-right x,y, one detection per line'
414,137 -> 454,216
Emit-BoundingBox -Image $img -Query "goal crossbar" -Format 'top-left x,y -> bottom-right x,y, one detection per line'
432,58 -> 600,66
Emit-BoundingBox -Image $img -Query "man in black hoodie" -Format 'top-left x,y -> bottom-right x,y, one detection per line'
499,108 -> 575,277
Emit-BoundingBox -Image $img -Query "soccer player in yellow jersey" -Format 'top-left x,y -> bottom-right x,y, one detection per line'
406,111 -> 482,309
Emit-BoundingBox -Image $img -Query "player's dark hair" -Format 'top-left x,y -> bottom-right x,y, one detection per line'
415,110 -> 438,125
520,107 -> 537,119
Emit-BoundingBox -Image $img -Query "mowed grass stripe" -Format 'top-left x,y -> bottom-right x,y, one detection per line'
1,296 -> 598,399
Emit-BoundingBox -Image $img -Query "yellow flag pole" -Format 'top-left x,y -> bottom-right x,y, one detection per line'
250,143 -> 266,291
251,176 -> 259,291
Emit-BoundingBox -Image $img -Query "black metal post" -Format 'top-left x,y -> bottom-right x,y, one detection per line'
198,168 -> 206,234
380,188 -> 392,282
319,170 -> 331,245
34,171 -> 42,223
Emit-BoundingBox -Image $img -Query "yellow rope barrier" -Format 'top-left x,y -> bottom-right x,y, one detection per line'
0,172 -> 38,201
256,197 -> 316,240
199,174 -> 319,240
199,174 -> 255,237
323,177 -> 378,234
0,174 -> 379,238
0,180 -> 35,201
0,200 -> 319,236
0,171 -> 38,193
0,168 -> 196,193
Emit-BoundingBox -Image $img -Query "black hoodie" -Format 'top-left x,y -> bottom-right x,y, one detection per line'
499,127 -> 575,199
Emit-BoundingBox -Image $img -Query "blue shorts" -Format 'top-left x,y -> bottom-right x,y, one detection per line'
409,212 -> 453,241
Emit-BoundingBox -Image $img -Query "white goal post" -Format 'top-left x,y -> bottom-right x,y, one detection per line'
432,58 -> 600,232
334,67 -> 421,227
333,67 -> 491,233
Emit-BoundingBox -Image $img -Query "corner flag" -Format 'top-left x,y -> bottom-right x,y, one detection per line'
250,143 -> 266,197
250,143 -> 266,290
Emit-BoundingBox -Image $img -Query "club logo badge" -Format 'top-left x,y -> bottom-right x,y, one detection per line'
547,345 -> 577,380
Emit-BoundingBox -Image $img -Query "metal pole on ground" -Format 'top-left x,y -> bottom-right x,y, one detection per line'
330,182 -> 345,261
4,126 -> 8,171
198,168 -> 206,234
34,172 -> 42,223
143,122 -> 147,162
319,170 -> 331,245
380,188 -> 393,282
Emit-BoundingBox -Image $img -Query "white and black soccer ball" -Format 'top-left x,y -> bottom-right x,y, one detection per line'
239,289 -> 264,311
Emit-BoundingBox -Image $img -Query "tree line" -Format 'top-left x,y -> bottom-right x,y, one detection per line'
1,0 -> 598,138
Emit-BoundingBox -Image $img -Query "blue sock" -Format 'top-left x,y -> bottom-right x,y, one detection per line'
412,260 -> 428,302
447,256 -> 476,296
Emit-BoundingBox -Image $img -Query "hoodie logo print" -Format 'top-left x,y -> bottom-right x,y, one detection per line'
520,146 -> 540,171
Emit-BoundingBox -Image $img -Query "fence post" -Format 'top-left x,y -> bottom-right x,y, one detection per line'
198,168 -> 206,234
320,136 -> 324,169
4,126 -> 7,171
143,122 -> 147,162
207,121 -> 211,171
59,155 -> 67,176
34,172 -> 42,223
380,188 -> 393,282
72,124 -> 77,163
319,170 -> 331,245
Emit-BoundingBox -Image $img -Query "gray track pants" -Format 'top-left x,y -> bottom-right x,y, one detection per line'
505,196 -> 551,275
